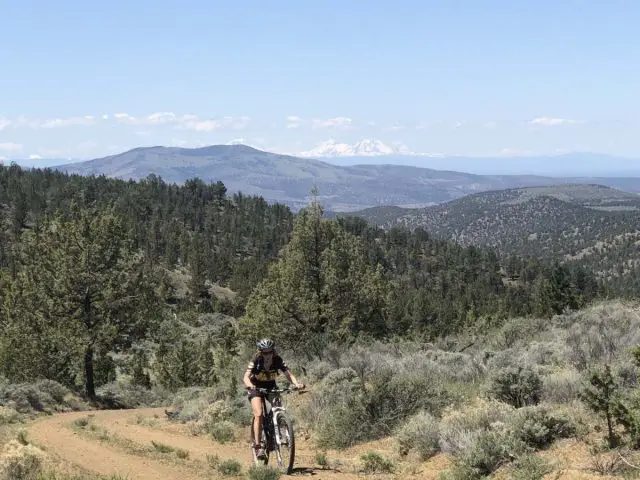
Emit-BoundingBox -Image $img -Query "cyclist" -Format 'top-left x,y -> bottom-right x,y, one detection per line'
243,338 -> 305,460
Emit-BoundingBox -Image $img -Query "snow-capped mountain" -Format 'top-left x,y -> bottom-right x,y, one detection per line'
299,139 -> 411,157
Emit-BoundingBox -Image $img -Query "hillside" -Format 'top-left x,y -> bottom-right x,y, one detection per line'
348,184 -> 640,280
53,144 -> 640,212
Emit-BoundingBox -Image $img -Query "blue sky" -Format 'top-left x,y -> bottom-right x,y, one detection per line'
1,0 -> 639,167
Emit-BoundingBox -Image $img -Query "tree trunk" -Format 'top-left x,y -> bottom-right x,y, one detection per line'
85,345 -> 96,399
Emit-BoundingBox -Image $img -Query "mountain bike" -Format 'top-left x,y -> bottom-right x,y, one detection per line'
249,386 -> 303,474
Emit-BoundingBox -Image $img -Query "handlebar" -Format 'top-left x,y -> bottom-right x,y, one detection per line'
248,386 -> 307,394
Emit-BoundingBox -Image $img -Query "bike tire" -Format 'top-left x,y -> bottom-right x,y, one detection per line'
275,414 -> 295,474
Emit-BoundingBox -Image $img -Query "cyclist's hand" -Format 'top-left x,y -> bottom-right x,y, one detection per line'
295,383 -> 305,390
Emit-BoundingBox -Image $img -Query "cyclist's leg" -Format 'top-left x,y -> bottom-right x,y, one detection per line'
250,395 -> 264,446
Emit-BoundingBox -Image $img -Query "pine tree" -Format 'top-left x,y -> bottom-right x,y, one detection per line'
1,209 -> 166,397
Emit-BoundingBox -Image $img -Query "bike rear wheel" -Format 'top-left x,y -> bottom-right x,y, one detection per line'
274,415 -> 295,474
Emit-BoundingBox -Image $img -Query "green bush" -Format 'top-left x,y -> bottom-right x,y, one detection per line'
0,380 -> 88,414
0,406 -> 22,425
454,427 -> 529,477
207,420 -> 235,443
509,405 -> 576,449
509,454 -> 554,480
96,382 -> 169,409
360,451 -> 394,474
541,369 -> 582,404
439,399 -> 515,455
217,459 -> 242,476
302,364 -> 458,448
487,366 -> 542,408
246,465 -> 281,480
395,411 -> 440,460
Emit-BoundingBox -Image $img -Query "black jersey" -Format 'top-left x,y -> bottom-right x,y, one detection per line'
246,354 -> 289,388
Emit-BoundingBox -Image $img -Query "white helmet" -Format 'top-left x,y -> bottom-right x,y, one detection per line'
257,338 -> 275,351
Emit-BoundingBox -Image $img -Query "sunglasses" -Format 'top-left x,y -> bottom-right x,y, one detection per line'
261,350 -> 274,355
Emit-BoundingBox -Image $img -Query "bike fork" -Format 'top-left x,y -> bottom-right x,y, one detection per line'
272,408 -> 285,445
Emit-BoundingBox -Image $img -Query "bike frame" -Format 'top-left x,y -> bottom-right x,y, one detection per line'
259,389 -> 287,446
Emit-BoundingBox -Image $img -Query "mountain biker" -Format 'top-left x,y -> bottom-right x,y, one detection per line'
243,338 -> 305,460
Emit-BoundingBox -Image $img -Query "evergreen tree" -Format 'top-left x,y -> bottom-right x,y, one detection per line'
0,209 -> 166,397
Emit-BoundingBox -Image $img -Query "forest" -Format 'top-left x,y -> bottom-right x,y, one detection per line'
0,164 -> 605,390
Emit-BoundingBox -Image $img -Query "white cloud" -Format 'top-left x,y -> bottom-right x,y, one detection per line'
28,154 -> 42,160
0,117 -> 11,130
11,116 -> 41,128
174,115 -> 250,132
286,115 -> 303,129
113,113 -> 138,124
0,142 -> 22,153
40,116 -> 95,128
529,117 -> 583,126
312,116 -> 353,130
483,121 -> 498,128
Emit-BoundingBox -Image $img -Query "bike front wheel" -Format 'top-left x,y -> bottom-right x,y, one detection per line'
274,415 -> 295,474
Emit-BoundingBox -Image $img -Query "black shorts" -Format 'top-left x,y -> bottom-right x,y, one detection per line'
247,384 -> 277,401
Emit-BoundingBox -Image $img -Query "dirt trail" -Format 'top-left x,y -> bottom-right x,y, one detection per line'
27,409 -> 204,480
26,407 -> 393,479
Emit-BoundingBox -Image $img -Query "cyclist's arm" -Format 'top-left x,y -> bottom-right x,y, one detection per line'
283,369 -> 305,389
243,362 -> 256,389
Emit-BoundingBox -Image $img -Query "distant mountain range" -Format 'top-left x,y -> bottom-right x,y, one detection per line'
51,144 -> 640,211
342,184 -> 640,278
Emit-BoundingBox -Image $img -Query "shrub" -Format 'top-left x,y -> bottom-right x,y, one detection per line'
541,369 -> 582,404
563,301 -> 640,371
0,381 -> 80,414
395,411 -> 440,460
246,465 -> 281,480
509,405 -> 577,449
487,366 -> 542,408
0,406 -> 21,425
0,440 -> 46,480
299,367 -> 367,448
509,454 -> 554,480
453,427 -> 529,476
439,399 -> 515,455
207,420 -> 235,443
217,459 -> 242,476
96,382 -> 169,409
437,464 -> 481,480
360,452 -> 394,474
303,363 -> 459,448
